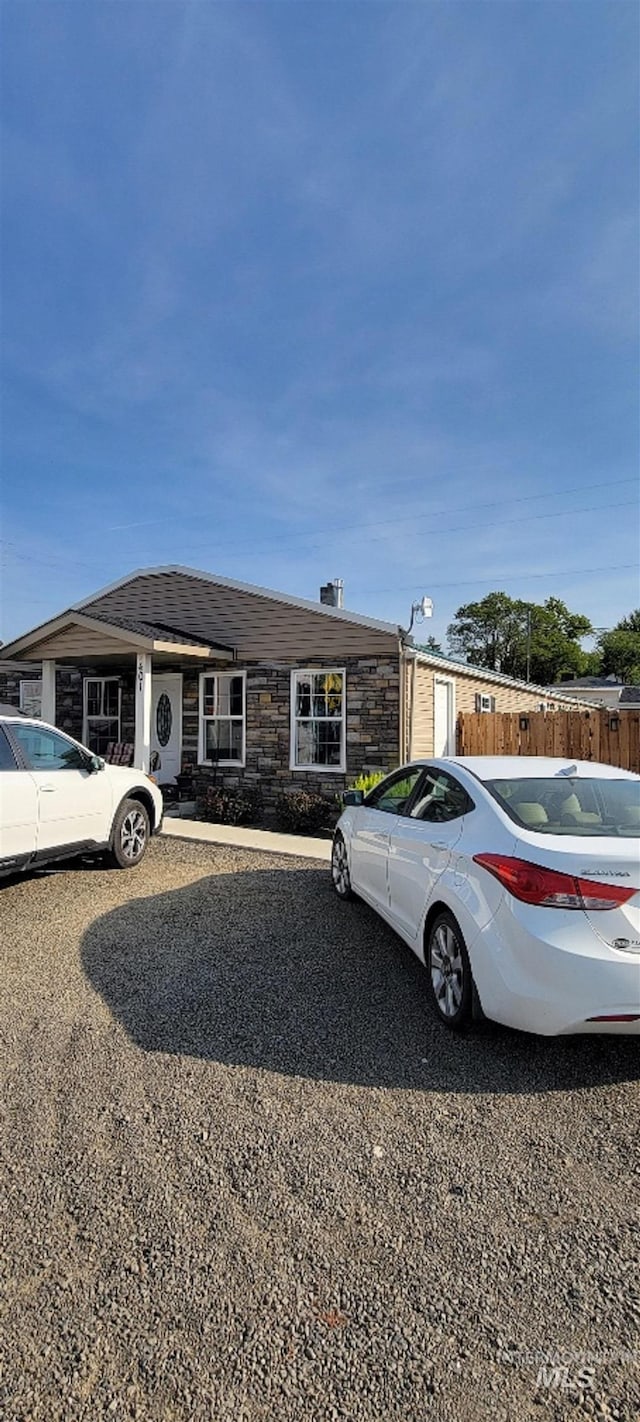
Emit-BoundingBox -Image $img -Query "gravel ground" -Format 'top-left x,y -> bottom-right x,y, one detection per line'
1,835 -> 638,1422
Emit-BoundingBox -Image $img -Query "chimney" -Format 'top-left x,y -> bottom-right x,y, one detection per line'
320,578 -> 344,609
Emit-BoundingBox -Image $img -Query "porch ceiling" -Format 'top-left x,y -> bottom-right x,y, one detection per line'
1,610 -> 235,664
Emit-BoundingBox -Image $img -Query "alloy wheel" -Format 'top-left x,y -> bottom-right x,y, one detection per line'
430,921 -> 465,1019
331,836 -> 351,897
120,808 -> 147,862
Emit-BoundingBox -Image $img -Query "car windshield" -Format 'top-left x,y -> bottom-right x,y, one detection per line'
486,777 -> 640,837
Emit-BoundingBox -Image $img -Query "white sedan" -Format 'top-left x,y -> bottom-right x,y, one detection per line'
331,756 -> 640,1036
0,715 -> 164,876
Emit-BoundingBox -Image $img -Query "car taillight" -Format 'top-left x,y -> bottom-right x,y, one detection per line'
473,854 -> 637,911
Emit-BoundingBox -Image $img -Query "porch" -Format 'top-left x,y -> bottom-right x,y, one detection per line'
1,609 -> 235,780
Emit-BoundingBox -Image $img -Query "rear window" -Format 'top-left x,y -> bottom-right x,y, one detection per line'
487,777 -> 640,838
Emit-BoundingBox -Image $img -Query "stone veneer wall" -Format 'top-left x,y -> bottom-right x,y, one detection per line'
182,655 -> 401,807
0,667 -> 135,745
0,658 -> 400,801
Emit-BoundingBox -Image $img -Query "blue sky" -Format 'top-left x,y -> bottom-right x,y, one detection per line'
1,0 -> 638,647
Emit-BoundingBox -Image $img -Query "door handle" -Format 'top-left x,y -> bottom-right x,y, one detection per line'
432,841 -> 449,850
40,784 -> 56,793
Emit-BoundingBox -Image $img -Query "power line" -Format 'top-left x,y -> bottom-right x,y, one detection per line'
1,491 -> 637,575
106,473 -> 640,557
361,562 -> 640,595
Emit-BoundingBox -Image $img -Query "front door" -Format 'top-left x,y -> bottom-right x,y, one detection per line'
151,674 -> 183,785
388,769 -> 472,942
350,767 -> 425,911
8,722 -> 112,851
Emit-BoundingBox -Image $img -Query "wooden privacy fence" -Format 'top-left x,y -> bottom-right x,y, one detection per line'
457,709 -> 640,774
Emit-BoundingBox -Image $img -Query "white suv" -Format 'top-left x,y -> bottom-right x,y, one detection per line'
0,715 -> 163,876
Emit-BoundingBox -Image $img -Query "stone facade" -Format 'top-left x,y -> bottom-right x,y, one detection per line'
0,665 -> 135,747
183,655 -> 401,808
0,655 -> 401,806
0,664 -> 85,735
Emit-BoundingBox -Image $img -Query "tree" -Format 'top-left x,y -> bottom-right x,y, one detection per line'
447,593 -> 593,683
526,598 -> 592,685
597,611 -> 640,683
421,635 -> 443,654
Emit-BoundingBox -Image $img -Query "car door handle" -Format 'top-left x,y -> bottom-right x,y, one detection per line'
432,840 -> 449,849
40,784 -> 57,793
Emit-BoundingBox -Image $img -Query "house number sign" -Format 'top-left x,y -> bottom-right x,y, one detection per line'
137,656 -> 146,692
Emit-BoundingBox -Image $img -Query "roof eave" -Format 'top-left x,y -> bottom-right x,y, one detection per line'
402,646 -> 602,704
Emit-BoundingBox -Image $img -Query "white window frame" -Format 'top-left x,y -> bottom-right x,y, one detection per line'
476,692 -> 496,713
20,679 -> 42,718
82,676 -> 122,749
198,670 -> 246,768
290,667 -> 347,773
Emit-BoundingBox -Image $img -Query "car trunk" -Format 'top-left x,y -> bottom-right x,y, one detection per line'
515,830 -> 640,951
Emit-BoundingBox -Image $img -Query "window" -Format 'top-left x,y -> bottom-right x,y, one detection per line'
0,728 -> 17,771
10,723 -> 87,772
199,672 -> 246,765
83,678 -> 121,755
475,693 -> 496,713
20,679 -> 42,718
291,669 -> 345,771
366,766 -> 424,814
410,769 -> 475,823
487,777 -> 640,838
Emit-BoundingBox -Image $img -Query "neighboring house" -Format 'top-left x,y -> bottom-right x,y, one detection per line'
545,676 -> 640,711
0,565 -> 596,804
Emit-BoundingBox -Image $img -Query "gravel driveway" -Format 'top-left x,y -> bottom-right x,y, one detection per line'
1,836 -> 638,1422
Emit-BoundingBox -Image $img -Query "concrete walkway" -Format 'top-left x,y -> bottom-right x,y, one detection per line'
161,816 -> 332,861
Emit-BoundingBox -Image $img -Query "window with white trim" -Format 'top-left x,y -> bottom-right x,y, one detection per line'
199,672 -> 246,765
83,677 -> 121,755
291,668 -> 346,771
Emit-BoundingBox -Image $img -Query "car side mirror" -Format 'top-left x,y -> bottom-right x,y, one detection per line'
88,754 -> 105,773
343,789 -> 364,806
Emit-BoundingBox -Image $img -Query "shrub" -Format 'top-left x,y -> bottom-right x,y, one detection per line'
275,790 -> 333,834
348,770 -> 387,797
198,784 -> 262,826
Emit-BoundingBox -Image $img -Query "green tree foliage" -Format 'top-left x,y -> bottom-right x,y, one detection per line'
447,593 -> 593,684
420,635 -> 443,654
597,610 -> 640,683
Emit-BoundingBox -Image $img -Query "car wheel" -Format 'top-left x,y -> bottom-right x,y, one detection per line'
108,798 -> 150,869
331,832 -> 353,899
426,910 -> 473,1030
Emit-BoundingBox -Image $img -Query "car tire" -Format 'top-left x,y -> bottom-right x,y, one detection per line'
107,798 -> 150,869
331,832 -> 354,900
426,910 -> 474,1031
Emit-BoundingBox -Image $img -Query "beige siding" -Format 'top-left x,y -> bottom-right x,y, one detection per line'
23,626 -> 140,659
410,662 -> 594,758
86,572 -> 399,660
409,663 -> 435,758
456,674 -> 548,716
454,673 -> 593,716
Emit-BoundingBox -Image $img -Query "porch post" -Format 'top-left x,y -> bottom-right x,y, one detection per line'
41,660 -> 56,726
134,653 -> 152,772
